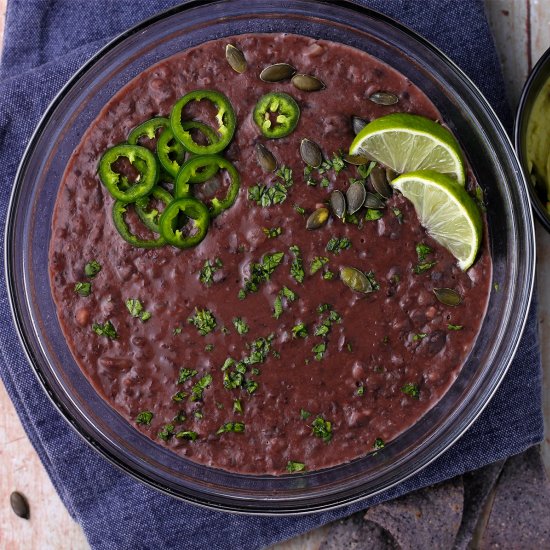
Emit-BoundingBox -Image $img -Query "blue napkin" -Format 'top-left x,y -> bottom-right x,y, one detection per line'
0,1 -> 542,548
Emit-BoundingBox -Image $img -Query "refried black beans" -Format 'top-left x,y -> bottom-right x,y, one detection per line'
48,34 -> 491,474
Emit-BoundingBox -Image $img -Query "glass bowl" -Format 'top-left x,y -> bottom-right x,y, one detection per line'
515,45 -> 550,232
5,0 -> 535,514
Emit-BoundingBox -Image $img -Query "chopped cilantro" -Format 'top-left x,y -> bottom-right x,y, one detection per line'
416,243 -> 433,262
233,399 -> 243,414
317,303 -> 332,314
412,333 -> 427,341
273,286 -> 297,319
392,207 -> 403,223
178,368 -> 198,383
188,308 -> 216,335
286,461 -> 306,473
194,410 -> 204,420
294,204 -> 306,215
402,382 -> 420,399
365,209 -> 383,221
320,177 -> 330,188
248,166 -> 293,207
136,411 -> 153,425
311,416 -> 332,442
158,424 -> 175,441
233,317 -> 249,335
494,282 -> 500,292
240,252 -> 285,298
205,344 -> 214,352
373,438 -> 385,450
358,161 -> 376,179
319,151 -> 345,174
289,245 -> 304,283
74,282 -> 91,297
175,431 -> 198,441
191,373 -> 213,402
292,323 -> 308,339
322,270 -> 335,280
448,324 -> 463,331
173,411 -> 186,423
172,391 -> 187,402
173,326 -> 182,335
246,380 -> 259,394
356,385 -> 365,396
413,261 -> 437,274
84,260 -> 101,278
263,227 -> 282,238
312,342 -> 327,361
300,409 -> 311,420
216,422 -> 245,435
314,310 -> 341,337
199,257 -> 223,286
125,298 -> 151,322
246,334 -> 275,364
326,237 -> 351,254
92,320 -> 117,340
310,256 -> 328,275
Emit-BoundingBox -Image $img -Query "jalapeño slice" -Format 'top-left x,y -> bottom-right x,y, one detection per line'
112,201 -> 166,248
253,92 -> 300,138
175,155 -> 240,217
98,144 -> 158,202
170,90 -> 236,155
158,197 -> 210,248
156,127 -> 187,178
127,117 -> 170,146
135,186 -> 174,233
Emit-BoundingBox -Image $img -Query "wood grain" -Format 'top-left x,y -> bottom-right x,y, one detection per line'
0,1 -> 548,549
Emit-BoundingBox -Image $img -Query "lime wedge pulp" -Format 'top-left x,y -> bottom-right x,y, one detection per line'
391,170 -> 482,270
350,113 -> 466,185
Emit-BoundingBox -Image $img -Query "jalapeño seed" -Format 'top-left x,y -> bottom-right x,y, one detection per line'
330,190 -> 346,219
10,491 -> 30,520
344,154 -> 370,166
255,143 -> 277,172
346,182 -> 366,214
300,138 -> 323,167
370,165 -> 392,198
368,91 -> 399,105
260,63 -> 296,82
306,207 -> 330,230
352,116 -> 367,135
433,288 -> 462,306
340,266 -> 373,294
364,192 -> 385,209
291,74 -> 325,92
225,44 -> 247,73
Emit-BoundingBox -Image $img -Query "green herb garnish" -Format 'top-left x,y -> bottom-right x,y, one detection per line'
286,461 -> 306,473
125,298 -> 151,322
175,431 -> 198,441
191,373 -> 213,402
263,227 -> 282,238
402,382 -> 420,399
178,368 -> 198,383
136,411 -> 153,425
188,308 -> 216,335
322,270 -> 335,280
365,208 -> 383,221
233,399 -> 243,414
292,323 -> 308,339
92,320 -> 117,340
248,166 -> 293,207
311,416 -> 332,443
300,408 -> 311,420
240,252 -> 285,298
416,243 -> 433,262
233,317 -> 249,335
392,207 -> 403,223
312,342 -> 327,361
294,204 -> 306,215
373,438 -> 385,450
289,245 -> 304,283
412,333 -> 427,341
448,324 -> 463,331
356,385 -> 365,396
84,260 -> 101,278
173,326 -> 182,335
310,256 -> 328,275
199,257 -> 223,286
216,422 -> 245,435
413,261 -> 437,274
172,391 -> 187,402
158,424 -> 175,441
326,237 -> 351,254
74,282 -> 91,297
273,286 -> 297,319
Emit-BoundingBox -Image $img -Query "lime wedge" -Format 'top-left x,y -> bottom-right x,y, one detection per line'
350,113 -> 466,185
391,170 -> 482,270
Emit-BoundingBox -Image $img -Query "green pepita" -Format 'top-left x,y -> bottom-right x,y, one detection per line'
255,143 -> 277,172
370,165 -> 392,198
352,116 -> 367,135
433,288 -> 462,306
340,266 -> 374,294
330,190 -> 346,219
260,63 -> 296,82
346,182 -> 366,214
306,207 -> 329,230
10,491 -> 29,520
291,74 -> 325,92
300,138 -> 323,167
368,91 -> 399,105
364,192 -> 385,209
225,44 -> 247,74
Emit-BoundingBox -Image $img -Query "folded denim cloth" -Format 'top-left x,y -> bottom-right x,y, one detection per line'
0,1 -> 542,549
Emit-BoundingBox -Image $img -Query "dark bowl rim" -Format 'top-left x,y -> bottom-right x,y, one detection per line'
4,0 -> 535,514
514,44 -> 550,232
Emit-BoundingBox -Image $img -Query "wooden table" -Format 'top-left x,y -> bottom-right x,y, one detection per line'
1,2 -> 549,548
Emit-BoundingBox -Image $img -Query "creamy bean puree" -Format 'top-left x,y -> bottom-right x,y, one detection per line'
49,34 -> 491,474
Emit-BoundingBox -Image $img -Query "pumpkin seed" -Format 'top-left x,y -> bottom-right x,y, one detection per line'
10,491 -> 29,520
370,165 -> 392,198
291,74 -> 325,92
364,192 -> 385,209
340,266 -> 373,294
433,288 -> 462,307
260,63 -> 296,82
255,143 -> 277,172
330,190 -> 346,219
352,116 -> 367,135
346,182 -> 366,214
225,44 -> 247,74
306,207 -> 329,230
369,91 -> 399,105
385,167 -> 397,183
344,154 -> 370,166
300,138 -> 323,167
